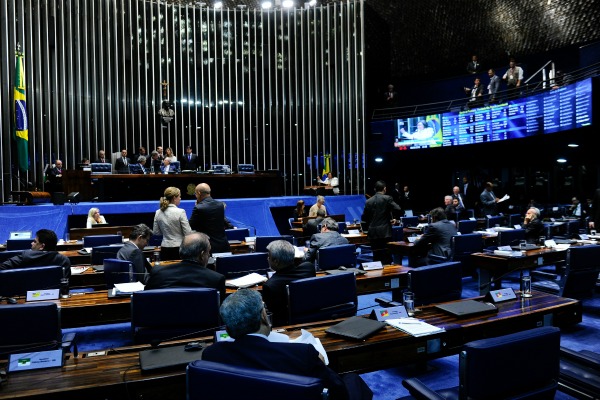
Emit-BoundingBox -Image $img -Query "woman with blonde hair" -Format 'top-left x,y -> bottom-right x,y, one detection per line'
164,147 -> 177,162
153,187 -> 192,260
86,207 -> 107,228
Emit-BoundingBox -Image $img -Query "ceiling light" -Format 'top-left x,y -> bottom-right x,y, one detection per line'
282,0 -> 294,8
567,143 -> 579,148
214,1 -> 223,8
374,157 -> 383,163
261,1 -> 273,9
556,158 -> 567,163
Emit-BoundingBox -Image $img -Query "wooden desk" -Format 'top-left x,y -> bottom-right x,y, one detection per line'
69,226 -> 134,241
0,292 -> 581,399
387,241 -> 424,267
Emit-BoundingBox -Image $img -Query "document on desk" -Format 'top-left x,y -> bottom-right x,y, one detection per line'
113,281 -> 145,294
226,272 -> 268,288
268,329 -> 329,365
294,246 -> 305,258
385,318 -> 445,337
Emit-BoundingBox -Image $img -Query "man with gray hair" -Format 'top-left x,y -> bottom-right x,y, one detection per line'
524,207 -> 544,244
202,289 -> 373,399
308,195 -> 327,217
262,240 -> 315,326
304,217 -> 349,262
144,232 -> 225,300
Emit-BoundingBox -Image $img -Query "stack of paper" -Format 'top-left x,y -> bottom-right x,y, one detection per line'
114,281 -> 145,294
386,318 -> 445,337
226,273 -> 268,288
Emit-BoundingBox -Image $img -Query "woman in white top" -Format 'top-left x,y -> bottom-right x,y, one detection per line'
164,147 -> 177,162
153,187 -> 192,261
86,207 -> 107,228
400,120 -> 435,140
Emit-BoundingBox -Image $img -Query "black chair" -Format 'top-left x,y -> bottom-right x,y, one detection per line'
401,327 -> 561,400
215,252 -> 270,278
0,265 -> 64,298
286,273 -> 357,325
456,219 -> 477,234
103,258 -> 134,289
400,216 -> 419,227
128,164 -> 145,174
555,220 -> 581,239
225,228 -> 250,242
531,245 -> 600,299
131,287 -> 221,344
0,250 -> 23,263
187,360 -> 328,400
6,238 -> 32,251
91,244 -> 124,266
254,235 -> 294,253
496,228 -> 526,247
450,233 -> 484,277
317,244 -> 357,271
0,302 -> 76,356
508,213 -> 523,227
558,346 -> 600,399
149,234 -> 163,247
406,261 -> 462,306
486,215 -> 506,228
83,234 -> 122,248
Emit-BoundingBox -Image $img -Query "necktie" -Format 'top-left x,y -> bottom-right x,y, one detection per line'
123,158 -> 127,166
188,155 -> 191,161
101,158 -> 105,163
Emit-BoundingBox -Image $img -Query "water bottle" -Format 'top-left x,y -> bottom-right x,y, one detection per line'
154,251 -> 161,266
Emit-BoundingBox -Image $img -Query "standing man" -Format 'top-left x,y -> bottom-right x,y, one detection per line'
46,159 -> 64,192
487,68 -> 501,104
464,77 -> 484,109
155,146 -> 165,162
180,145 -> 199,171
115,149 -> 130,173
466,54 -> 482,75
135,146 -> 149,163
502,58 -> 524,100
94,150 -> 108,164
451,186 -> 465,209
116,224 -> 153,282
480,181 -> 499,217
384,84 -> 398,107
149,150 -> 162,173
308,195 -> 327,217
361,180 -> 402,264
189,183 -> 231,254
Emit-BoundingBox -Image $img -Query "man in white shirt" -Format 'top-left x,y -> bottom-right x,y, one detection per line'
318,172 -> 339,194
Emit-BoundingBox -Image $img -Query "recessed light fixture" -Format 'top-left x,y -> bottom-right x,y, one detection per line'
261,1 -> 273,9
556,158 -> 567,163
374,157 -> 383,163
214,1 -> 223,8
282,0 -> 294,7
567,143 -> 579,148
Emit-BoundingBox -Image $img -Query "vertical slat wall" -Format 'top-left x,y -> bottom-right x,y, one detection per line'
0,0 -> 365,201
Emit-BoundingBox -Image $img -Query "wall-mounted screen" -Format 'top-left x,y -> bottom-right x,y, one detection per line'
393,114 -> 443,150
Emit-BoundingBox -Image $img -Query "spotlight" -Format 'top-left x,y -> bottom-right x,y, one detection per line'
282,0 -> 294,7
261,1 -> 273,9
214,1 -> 223,8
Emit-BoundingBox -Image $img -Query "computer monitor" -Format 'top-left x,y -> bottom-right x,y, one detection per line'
238,164 -> 255,174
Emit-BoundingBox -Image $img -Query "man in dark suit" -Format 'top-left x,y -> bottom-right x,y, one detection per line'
94,149 -> 109,164
201,289 -> 373,400
180,145 -> 199,171
304,217 -> 349,262
303,208 -> 326,236
262,240 -> 315,326
144,232 -> 226,300
148,150 -> 162,173
361,180 -> 402,264
412,207 -> 457,266
46,159 -> 64,192
116,224 -> 152,282
114,149 -> 131,173
1,229 -> 70,274
480,181 -> 499,216
189,183 -> 231,254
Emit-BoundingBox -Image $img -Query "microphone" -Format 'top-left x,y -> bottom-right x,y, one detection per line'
479,268 -> 519,291
148,324 -> 227,349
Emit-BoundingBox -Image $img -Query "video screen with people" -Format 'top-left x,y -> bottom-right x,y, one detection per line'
393,114 -> 443,150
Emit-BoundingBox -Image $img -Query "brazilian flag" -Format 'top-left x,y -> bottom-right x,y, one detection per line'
14,50 -> 29,172
321,154 -> 330,180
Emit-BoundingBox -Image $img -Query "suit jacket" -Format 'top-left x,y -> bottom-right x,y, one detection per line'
46,167 -> 64,191
361,193 -> 402,240
524,218 -> 545,243
202,335 -> 349,400
115,156 -> 131,173
304,231 -> 349,262
479,189 -> 498,216
303,217 -> 324,236
189,196 -> 231,253
93,158 -> 109,164
488,74 -> 501,99
262,261 -> 316,326
0,250 -> 71,276
180,153 -> 199,171
144,259 -> 226,300
160,164 -> 179,174
116,241 -> 151,282
153,204 -> 192,248
413,219 -> 457,260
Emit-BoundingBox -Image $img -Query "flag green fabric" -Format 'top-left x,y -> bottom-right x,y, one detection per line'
14,51 -> 29,172
321,154 -> 330,180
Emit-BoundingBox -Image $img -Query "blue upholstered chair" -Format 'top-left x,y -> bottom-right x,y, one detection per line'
407,261 -> 462,306
0,302 -> 76,355
401,327 -> 561,400
286,273 -> 357,325
316,244 -> 357,271
400,216 -> 419,228
83,234 -> 122,248
531,245 -> 600,299
486,215 -> 506,228
215,252 -> 270,278
450,233 -> 483,277
187,360 -> 328,400
0,250 -> 24,263
0,265 -> 64,298
131,287 -> 221,344
254,235 -> 294,253
91,244 -> 124,266
6,238 -> 33,251
508,213 -> 523,227
225,228 -> 250,242
456,219 -> 477,234
496,228 -> 526,247
103,258 -> 134,289
90,162 -> 112,174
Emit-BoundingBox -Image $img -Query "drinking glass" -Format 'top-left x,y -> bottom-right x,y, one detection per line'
521,275 -> 532,298
403,292 -> 415,316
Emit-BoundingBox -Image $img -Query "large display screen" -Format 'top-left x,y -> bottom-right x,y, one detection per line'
376,78 -> 592,151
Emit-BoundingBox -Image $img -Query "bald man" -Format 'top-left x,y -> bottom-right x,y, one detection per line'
188,183 -> 231,254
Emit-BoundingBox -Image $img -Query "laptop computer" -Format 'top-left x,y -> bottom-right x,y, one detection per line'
139,344 -> 206,371
9,231 -> 32,240
435,300 -> 498,318
325,316 -> 386,340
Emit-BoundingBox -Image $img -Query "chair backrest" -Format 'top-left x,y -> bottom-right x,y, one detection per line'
149,234 -> 163,247
459,326 -> 560,400
391,225 -> 404,241
288,217 -> 295,229
400,216 -> 419,227
170,161 -> 181,172
103,258 -> 134,289
486,215 -> 506,228
91,244 -> 124,266
0,250 -> 24,263
91,162 -> 112,174
316,244 -> 357,271
508,213 -> 523,227
337,221 -> 347,234
254,235 -> 294,253
0,265 -> 64,298
215,252 -> 270,278
562,220 -> 581,238
451,233 -> 483,276
128,163 -> 144,174
559,245 -> 600,298
131,287 -> 221,344
497,229 -> 526,247
187,360 -> 327,400
0,303 -> 62,355
457,219 -> 477,234
83,234 -> 123,247
287,273 -> 357,325
225,228 -> 250,242
408,261 -> 462,306
6,238 -> 33,251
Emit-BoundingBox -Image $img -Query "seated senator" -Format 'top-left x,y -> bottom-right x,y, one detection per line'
86,207 -> 107,228
303,208 -> 327,236
160,158 -> 179,174
262,240 -> 315,326
144,232 -> 226,300
304,217 -> 349,262
412,207 -> 457,265
116,224 -> 152,282
201,289 -> 373,400
523,207 -> 544,243
1,229 -> 71,275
